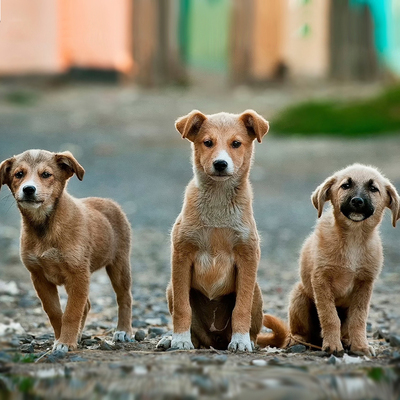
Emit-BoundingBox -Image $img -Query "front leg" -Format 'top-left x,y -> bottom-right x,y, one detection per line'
55,271 -> 90,352
228,244 -> 259,352
30,271 -> 63,339
312,272 -> 344,356
347,280 -> 373,356
170,247 -> 194,350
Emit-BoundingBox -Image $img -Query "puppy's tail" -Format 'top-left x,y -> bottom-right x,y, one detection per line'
256,314 -> 289,348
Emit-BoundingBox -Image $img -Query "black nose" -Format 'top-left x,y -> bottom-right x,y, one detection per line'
351,197 -> 364,208
213,160 -> 228,172
23,186 -> 36,195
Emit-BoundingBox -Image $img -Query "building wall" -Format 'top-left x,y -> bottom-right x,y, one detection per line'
0,0 -> 64,74
282,0 -> 330,79
250,0 -> 286,80
0,0 -> 133,75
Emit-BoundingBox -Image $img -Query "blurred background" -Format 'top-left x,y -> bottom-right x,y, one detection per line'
1,0 -> 400,397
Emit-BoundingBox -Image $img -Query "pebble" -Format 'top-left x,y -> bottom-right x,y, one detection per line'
251,359 -> 267,367
134,329 -> 146,342
286,344 -> 306,353
82,339 -> 99,347
46,350 -> 66,363
100,341 -> 114,351
148,327 -> 166,336
191,375 -> 216,395
389,334 -> 400,347
373,329 -> 389,340
132,320 -> 148,328
311,351 -> 329,357
20,343 -> 34,353
327,355 -> 339,365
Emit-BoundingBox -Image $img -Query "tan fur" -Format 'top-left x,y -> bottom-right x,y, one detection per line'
262,164 -> 400,356
166,110 -> 269,350
0,150 -> 133,351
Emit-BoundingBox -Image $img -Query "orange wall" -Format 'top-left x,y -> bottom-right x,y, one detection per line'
62,0 -> 133,73
282,0 -> 330,79
0,0 -> 133,75
251,0 -> 286,79
0,0 -> 64,74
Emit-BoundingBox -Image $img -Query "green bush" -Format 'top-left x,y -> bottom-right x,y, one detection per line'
272,86 -> 400,136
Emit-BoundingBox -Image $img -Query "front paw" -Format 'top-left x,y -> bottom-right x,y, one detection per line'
53,340 -> 74,353
113,330 -> 132,342
349,344 -> 375,357
171,331 -> 194,350
228,333 -> 253,352
322,338 -> 344,356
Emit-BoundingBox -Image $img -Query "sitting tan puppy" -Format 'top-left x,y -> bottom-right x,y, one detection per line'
260,164 -> 400,356
158,109 -> 271,352
0,150 -> 133,352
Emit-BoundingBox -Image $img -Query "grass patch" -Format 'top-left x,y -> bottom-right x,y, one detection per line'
4,90 -> 38,106
272,85 -> 400,136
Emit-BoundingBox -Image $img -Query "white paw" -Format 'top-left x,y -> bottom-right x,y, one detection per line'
52,341 -> 69,353
113,330 -> 131,342
228,332 -> 253,352
171,331 -> 194,350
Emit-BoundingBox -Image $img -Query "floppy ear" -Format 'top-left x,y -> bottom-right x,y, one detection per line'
385,181 -> 400,227
55,151 -> 85,181
0,157 -> 15,190
175,110 -> 207,142
239,110 -> 269,143
311,176 -> 337,218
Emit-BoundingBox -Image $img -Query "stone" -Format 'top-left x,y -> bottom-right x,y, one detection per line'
20,343 -> 34,353
100,341 -> 114,351
389,335 -> 400,348
148,327 -> 166,336
286,344 -> 306,353
251,359 -> 267,367
135,330 -> 146,342
132,320 -> 147,328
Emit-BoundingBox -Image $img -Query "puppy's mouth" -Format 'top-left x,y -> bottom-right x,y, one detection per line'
17,199 -> 44,208
209,174 -> 232,181
340,203 -> 374,222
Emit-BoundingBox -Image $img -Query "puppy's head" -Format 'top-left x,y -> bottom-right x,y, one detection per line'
312,164 -> 400,227
175,110 -> 269,181
0,149 -> 84,215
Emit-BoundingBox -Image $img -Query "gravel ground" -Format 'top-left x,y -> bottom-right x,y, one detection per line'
0,83 -> 400,399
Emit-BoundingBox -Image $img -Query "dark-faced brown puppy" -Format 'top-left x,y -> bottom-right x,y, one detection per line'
0,150 -> 133,352
260,164 -> 400,356
158,110 -> 271,352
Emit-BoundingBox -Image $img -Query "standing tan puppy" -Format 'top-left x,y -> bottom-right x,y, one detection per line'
260,164 -> 400,356
159,110 -> 269,351
0,150 -> 133,352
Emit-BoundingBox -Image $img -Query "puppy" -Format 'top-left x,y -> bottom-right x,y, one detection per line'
0,150 -> 133,352
158,109 -> 270,352
259,164 -> 400,356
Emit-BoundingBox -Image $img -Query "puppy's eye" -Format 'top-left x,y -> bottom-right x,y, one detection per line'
41,172 -> 52,179
15,171 -> 24,179
370,185 -> 379,193
341,183 -> 351,190
232,141 -> 242,148
204,140 -> 213,148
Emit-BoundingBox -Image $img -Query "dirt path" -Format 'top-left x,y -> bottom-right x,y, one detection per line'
0,84 -> 400,399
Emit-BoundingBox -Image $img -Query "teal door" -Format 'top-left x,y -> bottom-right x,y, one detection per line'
180,0 -> 231,72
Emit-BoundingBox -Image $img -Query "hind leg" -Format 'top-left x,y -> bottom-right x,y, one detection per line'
288,282 -> 320,346
78,299 -> 91,342
250,283 -> 263,347
106,259 -> 133,342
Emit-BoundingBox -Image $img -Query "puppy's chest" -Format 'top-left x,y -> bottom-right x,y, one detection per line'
191,228 -> 238,299
23,247 -> 68,285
